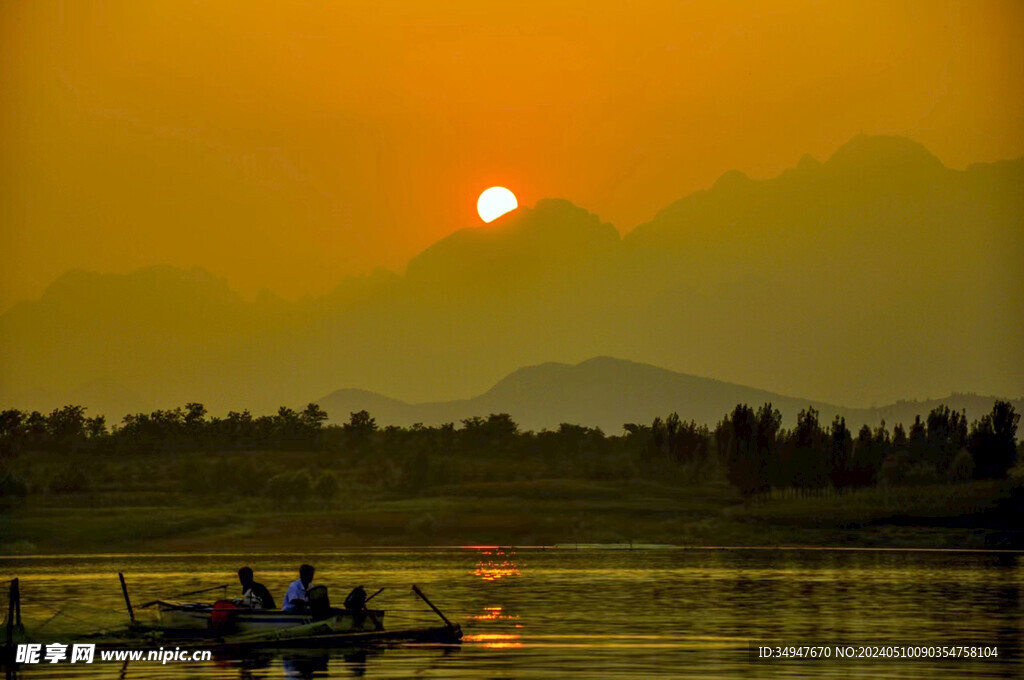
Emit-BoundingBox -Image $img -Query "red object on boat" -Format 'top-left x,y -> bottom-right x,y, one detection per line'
209,600 -> 239,629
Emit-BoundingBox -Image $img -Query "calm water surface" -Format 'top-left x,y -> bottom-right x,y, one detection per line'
1,548 -> 1021,678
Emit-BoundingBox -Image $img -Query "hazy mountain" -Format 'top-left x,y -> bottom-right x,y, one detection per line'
317,356 -> 1023,433
406,198 -> 619,294
1,135 -> 1020,418
0,266 -> 287,415
619,135 -> 1024,406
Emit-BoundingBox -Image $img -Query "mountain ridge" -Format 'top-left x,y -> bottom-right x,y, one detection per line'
316,356 -> 1024,433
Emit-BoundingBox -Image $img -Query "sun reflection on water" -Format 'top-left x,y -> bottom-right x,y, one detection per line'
472,548 -> 521,581
463,633 -> 524,649
469,604 -> 520,626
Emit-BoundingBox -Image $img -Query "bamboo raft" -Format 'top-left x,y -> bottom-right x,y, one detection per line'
3,576 -> 461,663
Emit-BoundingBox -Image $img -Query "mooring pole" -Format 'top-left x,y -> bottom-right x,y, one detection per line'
411,584 -> 453,628
13,578 -> 20,628
118,572 -> 136,625
5,579 -> 16,650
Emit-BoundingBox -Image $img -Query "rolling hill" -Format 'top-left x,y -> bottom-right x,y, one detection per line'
317,356 -> 1024,433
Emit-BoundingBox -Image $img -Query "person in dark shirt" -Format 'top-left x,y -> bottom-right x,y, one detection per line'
237,566 -> 277,610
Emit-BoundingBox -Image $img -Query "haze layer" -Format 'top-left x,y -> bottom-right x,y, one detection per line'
3,0 -> 1023,308
2,136 -> 1021,416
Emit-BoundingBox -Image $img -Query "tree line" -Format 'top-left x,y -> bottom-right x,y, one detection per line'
0,403 -> 331,456
717,401 -> 1020,497
0,399 -> 1019,501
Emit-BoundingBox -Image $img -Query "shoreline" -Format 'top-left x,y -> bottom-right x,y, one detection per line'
2,544 -> 1024,559
3,479 -> 1018,556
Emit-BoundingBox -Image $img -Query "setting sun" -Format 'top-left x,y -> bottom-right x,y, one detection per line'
477,187 -> 518,223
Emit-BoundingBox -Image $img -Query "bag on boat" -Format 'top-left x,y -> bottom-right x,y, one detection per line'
209,600 -> 239,630
307,584 -> 331,619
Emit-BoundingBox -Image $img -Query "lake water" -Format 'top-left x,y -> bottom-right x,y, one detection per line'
1,548 -> 1021,678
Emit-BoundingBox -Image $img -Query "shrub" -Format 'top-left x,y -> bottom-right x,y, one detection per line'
0,470 -> 28,499
313,471 -> 339,502
49,465 -> 89,494
904,461 -> 938,486
947,449 -> 975,483
264,469 -> 313,500
880,451 -> 910,486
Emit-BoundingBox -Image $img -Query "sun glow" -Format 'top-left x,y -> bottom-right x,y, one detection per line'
476,187 -> 518,223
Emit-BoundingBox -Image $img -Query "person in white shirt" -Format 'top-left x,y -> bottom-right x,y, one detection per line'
282,564 -> 315,612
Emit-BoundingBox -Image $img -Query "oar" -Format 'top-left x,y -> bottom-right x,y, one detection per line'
411,585 -> 453,628
175,584 -> 229,598
137,600 -> 180,609
364,587 -> 385,604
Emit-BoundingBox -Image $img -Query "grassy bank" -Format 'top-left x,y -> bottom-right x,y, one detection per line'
1,473 -> 1016,554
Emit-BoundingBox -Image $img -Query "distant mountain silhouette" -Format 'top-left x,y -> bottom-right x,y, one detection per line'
406,198 -> 619,292
2,135 -> 1021,417
317,356 -> 1023,433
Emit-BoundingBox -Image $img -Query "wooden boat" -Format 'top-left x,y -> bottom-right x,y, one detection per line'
3,578 -> 462,664
136,598 -> 461,649
154,601 -> 386,635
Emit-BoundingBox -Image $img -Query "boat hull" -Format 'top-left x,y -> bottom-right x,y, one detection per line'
157,604 -> 385,635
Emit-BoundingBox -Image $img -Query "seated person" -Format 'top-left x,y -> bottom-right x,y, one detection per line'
237,566 -> 276,610
282,564 -> 315,613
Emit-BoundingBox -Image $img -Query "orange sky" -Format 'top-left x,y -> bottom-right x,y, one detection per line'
2,0 -> 1023,309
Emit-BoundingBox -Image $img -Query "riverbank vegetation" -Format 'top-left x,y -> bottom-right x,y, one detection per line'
0,401 -> 1019,553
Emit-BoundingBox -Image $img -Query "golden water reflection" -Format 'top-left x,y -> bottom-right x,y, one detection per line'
469,604 -> 521,628
463,633 -> 524,649
3,549 -> 1021,678
472,549 -> 520,582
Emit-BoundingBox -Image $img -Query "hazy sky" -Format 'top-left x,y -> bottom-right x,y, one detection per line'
2,0 -> 1023,309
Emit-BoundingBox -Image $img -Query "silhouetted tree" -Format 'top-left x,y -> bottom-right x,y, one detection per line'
829,416 -> 853,491
970,401 -> 1020,478
789,407 -> 828,493
714,416 -> 732,463
855,420 -> 890,486
725,404 -> 759,497
1,398 -> 1015,500
179,402 -> 206,447
0,410 -> 25,459
224,410 -> 255,448
25,411 -> 47,445
345,410 -> 377,434
85,415 -> 107,439
656,413 -> 709,466
908,415 -> 927,463
754,403 -> 781,494
301,403 -> 329,429
47,405 -> 87,450
622,422 -> 651,468
342,410 -> 377,451
460,414 -> 519,454
925,405 -> 968,473
892,422 -> 907,450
